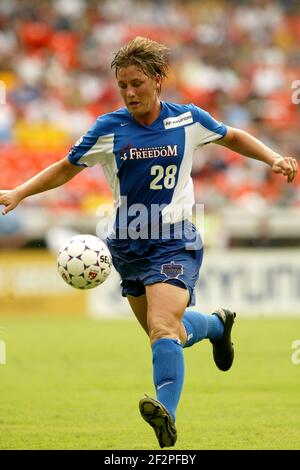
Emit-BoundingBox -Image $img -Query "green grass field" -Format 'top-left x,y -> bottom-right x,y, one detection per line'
0,315 -> 299,450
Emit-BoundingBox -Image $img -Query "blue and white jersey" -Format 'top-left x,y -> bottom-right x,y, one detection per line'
68,102 -> 227,235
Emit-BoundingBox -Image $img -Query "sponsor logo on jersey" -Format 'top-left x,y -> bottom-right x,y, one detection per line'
120,145 -> 178,161
161,261 -> 183,278
163,111 -> 193,129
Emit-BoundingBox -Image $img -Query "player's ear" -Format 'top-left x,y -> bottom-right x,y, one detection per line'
156,74 -> 162,94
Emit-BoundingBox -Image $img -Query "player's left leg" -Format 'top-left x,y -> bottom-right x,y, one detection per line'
127,287 -> 236,372
182,309 -> 224,347
127,292 -> 231,351
182,308 -> 236,371
127,294 -> 148,334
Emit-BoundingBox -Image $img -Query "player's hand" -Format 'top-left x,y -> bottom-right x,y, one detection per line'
0,189 -> 22,215
271,157 -> 298,183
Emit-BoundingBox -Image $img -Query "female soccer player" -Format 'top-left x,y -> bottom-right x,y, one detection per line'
0,37 -> 297,448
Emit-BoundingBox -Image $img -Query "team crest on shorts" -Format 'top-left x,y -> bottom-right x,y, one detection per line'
161,261 -> 183,279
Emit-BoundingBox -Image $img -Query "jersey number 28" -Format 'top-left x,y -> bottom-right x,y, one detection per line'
150,165 -> 177,190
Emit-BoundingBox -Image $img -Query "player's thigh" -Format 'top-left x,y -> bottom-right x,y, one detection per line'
145,282 -> 189,343
127,294 -> 148,335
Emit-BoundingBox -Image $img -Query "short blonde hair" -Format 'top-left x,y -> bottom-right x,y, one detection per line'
111,36 -> 169,79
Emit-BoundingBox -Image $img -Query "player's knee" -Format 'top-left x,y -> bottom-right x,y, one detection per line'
149,326 -> 171,342
179,323 -> 187,345
148,315 -> 181,343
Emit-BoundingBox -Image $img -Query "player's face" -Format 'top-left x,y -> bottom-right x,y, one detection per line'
116,65 -> 161,122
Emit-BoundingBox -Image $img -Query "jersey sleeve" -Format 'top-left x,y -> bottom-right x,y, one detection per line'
191,104 -> 228,146
67,117 -> 114,167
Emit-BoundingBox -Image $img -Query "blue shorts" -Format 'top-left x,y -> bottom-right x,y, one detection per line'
107,222 -> 203,306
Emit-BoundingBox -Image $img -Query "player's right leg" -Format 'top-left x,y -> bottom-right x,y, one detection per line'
126,285 -> 183,448
128,293 -> 188,344
140,281 -> 188,448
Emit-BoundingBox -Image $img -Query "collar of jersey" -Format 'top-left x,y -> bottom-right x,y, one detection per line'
124,101 -> 167,129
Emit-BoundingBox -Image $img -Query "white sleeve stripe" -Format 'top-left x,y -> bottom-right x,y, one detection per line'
77,133 -> 115,167
195,122 -> 225,146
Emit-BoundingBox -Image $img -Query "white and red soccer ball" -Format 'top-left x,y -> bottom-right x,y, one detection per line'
57,234 -> 112,289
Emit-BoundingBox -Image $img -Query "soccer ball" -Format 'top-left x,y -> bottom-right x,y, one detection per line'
57,234 -> 112,289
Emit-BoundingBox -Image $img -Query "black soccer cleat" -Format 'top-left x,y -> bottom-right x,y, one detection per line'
210,308 -> 236,371
139,395 -> 177,448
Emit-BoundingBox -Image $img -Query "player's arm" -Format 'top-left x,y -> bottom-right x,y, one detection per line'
0,157 -> 84,215
216,126 -> 298,183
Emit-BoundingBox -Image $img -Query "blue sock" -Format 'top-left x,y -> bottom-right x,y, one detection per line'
182,310 -> 224,348
152,338 -> 184,423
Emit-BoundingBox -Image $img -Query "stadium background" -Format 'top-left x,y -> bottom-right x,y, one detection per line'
0,0 -> 300,450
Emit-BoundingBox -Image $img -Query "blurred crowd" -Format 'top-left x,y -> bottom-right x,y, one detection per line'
0,0 -> 300,215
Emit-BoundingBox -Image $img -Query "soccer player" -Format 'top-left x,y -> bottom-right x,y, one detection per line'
0,37 -> 297,448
